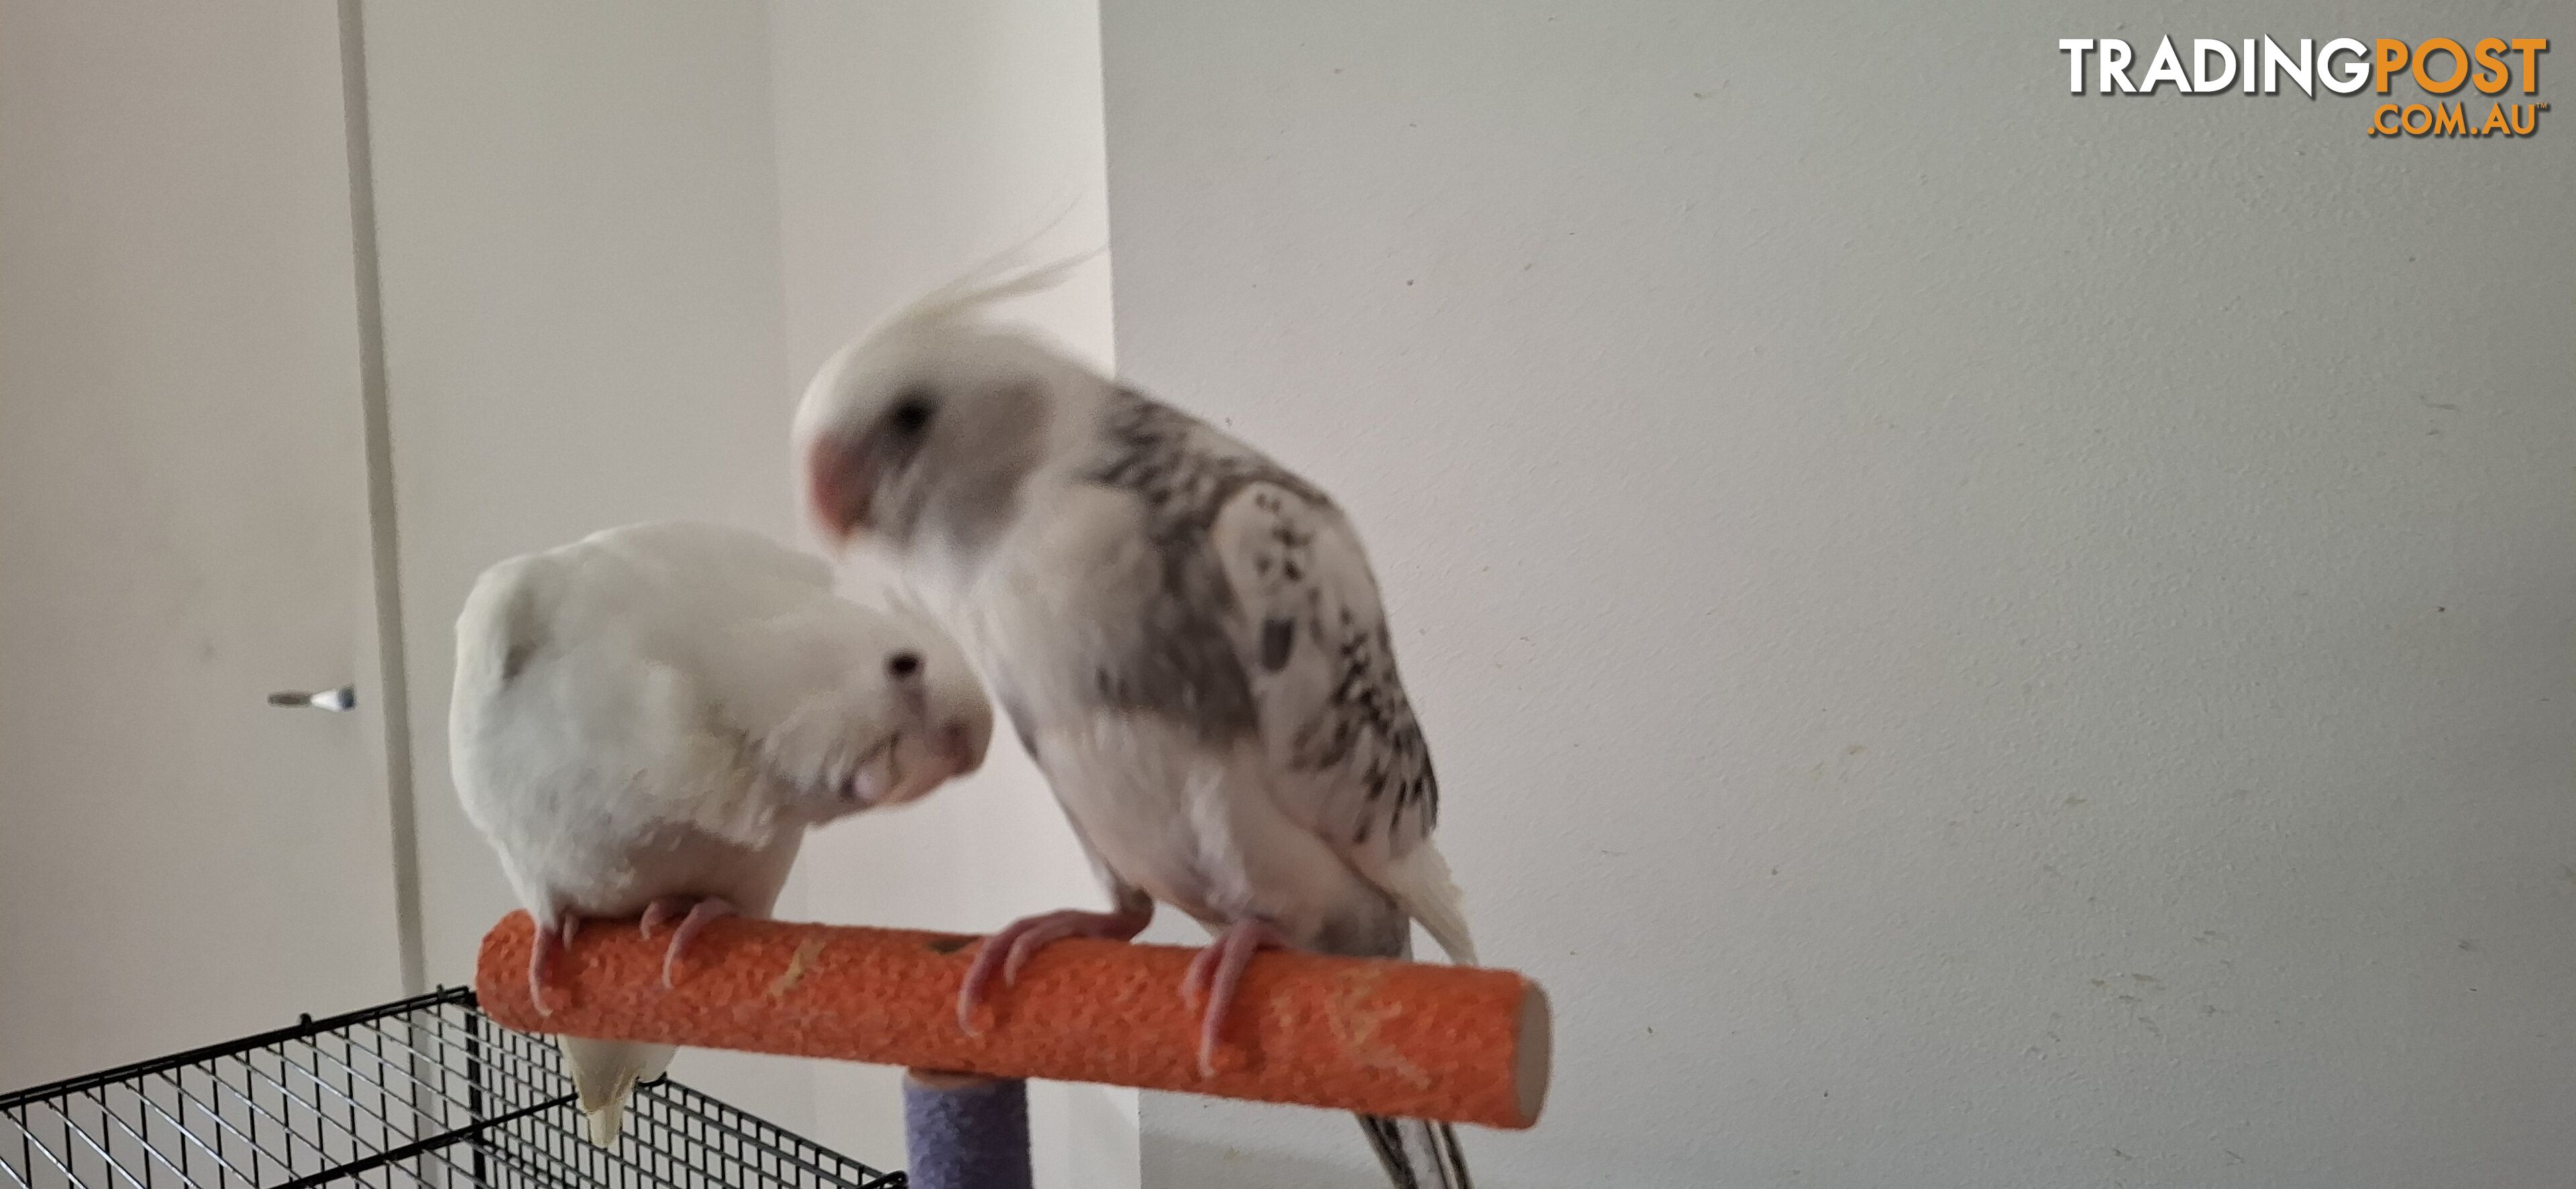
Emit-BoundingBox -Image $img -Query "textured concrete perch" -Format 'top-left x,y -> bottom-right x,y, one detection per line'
475,911 -> 1550,1129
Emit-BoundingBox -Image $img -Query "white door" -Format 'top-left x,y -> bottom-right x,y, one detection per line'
0,0 -> 409,1088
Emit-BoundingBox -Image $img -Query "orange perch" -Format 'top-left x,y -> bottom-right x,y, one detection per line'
475,912 -> 1549,1130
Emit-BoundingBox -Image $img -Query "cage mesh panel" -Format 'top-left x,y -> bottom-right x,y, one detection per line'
0,990 -> 900,1188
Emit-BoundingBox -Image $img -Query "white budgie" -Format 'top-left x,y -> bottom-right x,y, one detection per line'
449,520 -> 993,1146
792,266 -> 1478,1189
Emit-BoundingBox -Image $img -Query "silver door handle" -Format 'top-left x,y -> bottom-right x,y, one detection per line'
268,686 -> 356,712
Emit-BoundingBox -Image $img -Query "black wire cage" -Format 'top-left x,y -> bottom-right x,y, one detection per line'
0,988 -> 904,1188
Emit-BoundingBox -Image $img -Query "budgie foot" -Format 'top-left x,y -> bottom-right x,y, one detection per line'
640,896 -> 739,988
528,913 -> 586,1015
956,905 -> 1152,1033
1181,919 -> 1289,1078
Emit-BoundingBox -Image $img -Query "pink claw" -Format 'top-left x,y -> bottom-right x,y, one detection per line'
639,897 -> 690,938
529,912 -> 586,1015
645,897 -> 738,988
1181,920 -> 1288,1078
956,905 -> 1152,1034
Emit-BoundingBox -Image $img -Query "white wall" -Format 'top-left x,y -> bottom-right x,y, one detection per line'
364,3 -> 1130,1181
764,5 -> 1134,1185
1099,2 -> 2575,1185
0,0 -> 411,1088
361,0 -> 818,1133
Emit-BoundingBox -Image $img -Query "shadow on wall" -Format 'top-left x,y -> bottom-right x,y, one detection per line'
1145,1136 -> 1378,1189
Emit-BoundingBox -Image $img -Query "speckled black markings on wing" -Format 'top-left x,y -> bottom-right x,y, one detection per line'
1296,606 -> 1438,846
1085,388 -> 1439,847
1234,480 -> 1440,846
1082,388 -> 1311,740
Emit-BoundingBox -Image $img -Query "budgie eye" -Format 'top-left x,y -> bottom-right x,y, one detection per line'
888,391 -> 935,435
